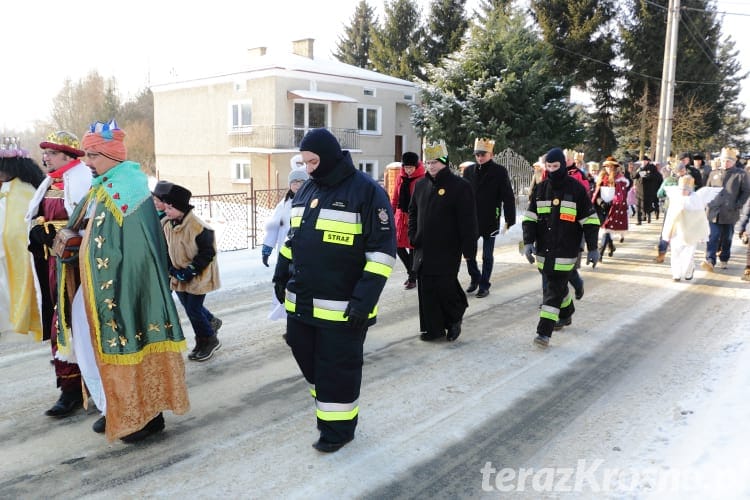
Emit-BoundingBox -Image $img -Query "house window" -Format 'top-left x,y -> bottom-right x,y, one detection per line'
294,101 -> 329,144
357,106 -> 381,135
232,160 -> 251,182
230,101 -> 252,130
358,160 -> 378,180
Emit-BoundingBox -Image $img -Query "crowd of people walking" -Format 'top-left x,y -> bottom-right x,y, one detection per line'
2,125 -> 750,455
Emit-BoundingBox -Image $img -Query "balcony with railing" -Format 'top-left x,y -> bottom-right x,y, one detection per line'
228,126 -> 359,151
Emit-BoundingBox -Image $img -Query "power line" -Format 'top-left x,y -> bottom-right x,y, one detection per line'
642,0 -> 750,17
678,10 -> 723,72
549,42 -> 724,86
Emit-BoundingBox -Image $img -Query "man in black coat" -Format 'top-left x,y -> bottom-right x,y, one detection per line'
409,141 -> 478,342
634,156 -> 662,224
461,138 -> 516,297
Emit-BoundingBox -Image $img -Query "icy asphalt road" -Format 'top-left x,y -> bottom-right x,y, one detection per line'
1,221 -> 748,499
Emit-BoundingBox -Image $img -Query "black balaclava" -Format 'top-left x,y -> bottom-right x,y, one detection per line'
299,128 -> 344,179
545,147 -> 568,188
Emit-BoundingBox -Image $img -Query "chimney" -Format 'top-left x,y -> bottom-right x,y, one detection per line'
248,47 -> 267,58
292,38 -> 314,59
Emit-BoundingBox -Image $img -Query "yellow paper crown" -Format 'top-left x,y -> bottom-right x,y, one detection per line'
46,130 -> 81,149
424,141 -> 448,161
574,151 -> 585,161
720,147 -> 738,161
563,149 -> 575,161
473,137 -> 495,153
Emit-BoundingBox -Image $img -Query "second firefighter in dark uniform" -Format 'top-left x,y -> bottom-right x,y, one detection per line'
273,128 -> 396,453
522,147 -> 600,348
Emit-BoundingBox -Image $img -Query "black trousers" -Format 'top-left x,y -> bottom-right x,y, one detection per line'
537,270 -> 575,337
286,316 -> 366,444
417,273 -> 468,336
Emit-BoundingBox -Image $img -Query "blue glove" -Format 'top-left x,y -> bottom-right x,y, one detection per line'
587,249 -> 600,268
343,304 -> 368,330
172,264 -> 197,282
261,245 -> 273,267
523,243 -> 535,264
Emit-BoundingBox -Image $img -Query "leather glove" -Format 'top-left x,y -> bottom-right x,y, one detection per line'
273,280 -> 286,304
587,249 -> 600,269
523,243 -> 535,264
261,244 -> 273,267
29,224 -> 56,247
343,304 -> 368,330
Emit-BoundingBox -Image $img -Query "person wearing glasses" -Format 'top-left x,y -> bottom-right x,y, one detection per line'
57,120 -> 189,443
461,138 -> 515,298
25,131 -> 92,419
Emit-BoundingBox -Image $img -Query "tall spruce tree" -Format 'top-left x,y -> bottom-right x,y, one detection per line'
424,0 -> 469,66
370,0 -> 426,80
413,7 -> 582,161
530,0 -> 619,157
334,0 -> 377,68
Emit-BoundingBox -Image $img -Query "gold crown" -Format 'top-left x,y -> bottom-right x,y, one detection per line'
563,149 -> 576,161
424,141 -> 448,161
473,137 -> 495,153
721,147 -> 738,161
574,151 -> 585,161
46,130 -> 81,149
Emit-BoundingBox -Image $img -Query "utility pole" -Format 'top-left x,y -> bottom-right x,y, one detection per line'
654,0 -> 681,165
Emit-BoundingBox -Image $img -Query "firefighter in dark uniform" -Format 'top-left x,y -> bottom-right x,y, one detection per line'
522,147 -> 600,348
273,128 -> 396,453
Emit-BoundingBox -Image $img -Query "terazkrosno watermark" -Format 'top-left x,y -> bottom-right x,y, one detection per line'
480,459 -> 747,493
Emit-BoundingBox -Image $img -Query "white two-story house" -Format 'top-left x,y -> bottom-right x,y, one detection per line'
151,39 -> 421,194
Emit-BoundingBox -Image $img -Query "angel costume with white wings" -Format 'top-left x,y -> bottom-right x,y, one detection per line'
661,182 -> 722,280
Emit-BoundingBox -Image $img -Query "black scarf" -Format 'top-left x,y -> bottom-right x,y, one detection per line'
398,175 -> 415,211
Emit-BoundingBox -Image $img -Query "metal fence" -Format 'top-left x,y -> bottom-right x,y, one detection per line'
251,187 -> 288,249
194,147 -> 533,252
191,192 -> 250,252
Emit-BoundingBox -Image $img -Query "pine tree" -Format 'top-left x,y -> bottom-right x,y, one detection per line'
334,0 -> 377,68
424,0 -> 469,67
413,7 -> 582,161
370,0 -> 426,80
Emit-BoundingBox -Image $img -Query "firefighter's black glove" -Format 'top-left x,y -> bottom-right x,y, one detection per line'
344,304 -> 368,330
273,280 -> 286,304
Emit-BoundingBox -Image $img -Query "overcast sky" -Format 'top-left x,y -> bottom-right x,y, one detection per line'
1,0 -> 747,133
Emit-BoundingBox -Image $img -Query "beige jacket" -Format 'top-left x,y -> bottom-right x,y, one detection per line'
163,211 -> 220,295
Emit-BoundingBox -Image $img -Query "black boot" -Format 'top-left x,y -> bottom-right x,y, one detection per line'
45,390 -> 83,417
608,240 -> 616,257
193,335 -> 221,362
187,336 -> 203,361
120,413 -> 165,443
